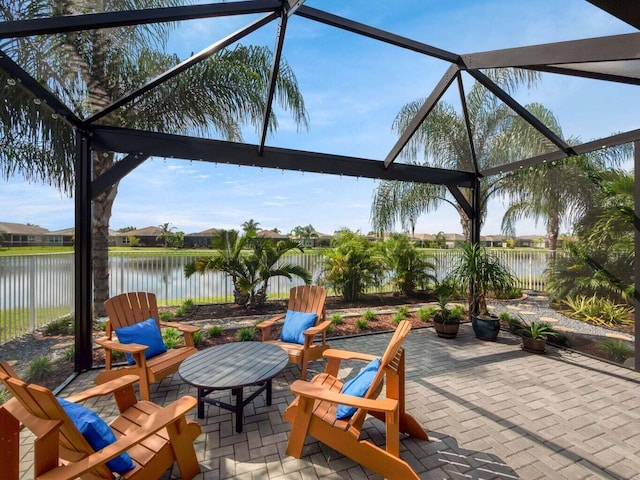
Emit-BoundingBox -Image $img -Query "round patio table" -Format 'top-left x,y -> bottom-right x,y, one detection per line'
179,342 -> 288,432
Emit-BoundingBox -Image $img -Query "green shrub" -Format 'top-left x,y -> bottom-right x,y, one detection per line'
551,333 -> 571,347
193,331 -> 204,346
417,307 -> 436,322
43,316 -> 74,336
380,233 -> 437,296
392,312 -> 405,324
599,339 -> 633,362
355,318 -> 369,330
331,313 -> 344,325
207,325 -> 224,337
326,323 -> 335,334
235,327 -> 256,341
62,346 -> 75,362
159,312 -> 174,321
499,312 -> 523,332
362,309 -> 376,321
0,388 -> 10,405
162,327 -> 181,349
450,305 -> 465,320
397,306 -> 409,318
176,299 -> 195,316
25,357 -> 53,383
494,286 -> 522,299
562,295 -> 633,326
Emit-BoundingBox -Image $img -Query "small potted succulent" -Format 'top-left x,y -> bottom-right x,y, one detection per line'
520,321 -> 558,353
432,295 -> 462,339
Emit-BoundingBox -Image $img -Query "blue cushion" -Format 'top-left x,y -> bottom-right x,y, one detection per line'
335,357 -> 382,420
280,310 -> 317,345
58,398 -> 135,473
115,317 -> 167,365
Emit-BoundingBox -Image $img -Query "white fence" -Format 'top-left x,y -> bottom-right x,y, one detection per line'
0,249 -> 555,343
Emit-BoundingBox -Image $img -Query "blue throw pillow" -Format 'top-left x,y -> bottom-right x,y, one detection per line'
335,357 -> 382,420
58,397 -> 135,473
280,310 -> 317,345
115,317 -> 167,365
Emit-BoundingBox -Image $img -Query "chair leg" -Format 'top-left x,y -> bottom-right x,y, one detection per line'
166,417 -> 200,480
0,408 -> 20,480
285,396 -> 314,458
299,359 -> 308,380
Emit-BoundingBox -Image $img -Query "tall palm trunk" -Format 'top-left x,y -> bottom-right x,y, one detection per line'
92,153 -> 117,317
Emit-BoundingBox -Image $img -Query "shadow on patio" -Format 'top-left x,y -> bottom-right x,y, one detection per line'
16,325 -> 640,479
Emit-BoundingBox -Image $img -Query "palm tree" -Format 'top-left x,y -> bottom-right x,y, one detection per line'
500,110 -> 630,251
241,219 -> 261,235
185,230 -> 311,307
290,224 -> 318,245
1,1 -> 308,316
371,70 -> 551,240
156,223 -> 176,248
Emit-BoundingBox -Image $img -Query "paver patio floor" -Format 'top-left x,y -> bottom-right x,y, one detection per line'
18,324 -> 640,479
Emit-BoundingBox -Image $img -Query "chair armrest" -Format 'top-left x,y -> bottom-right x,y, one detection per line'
303,319 -> 332,337
322,349 -> 378,362
159,322 -> 200,333
290,380 -> 397,414
36,395 -> 198,480
64,375 -> 140,404
256,314 -> 285,329
256,314 -> 285,341
95,337 -> 148,354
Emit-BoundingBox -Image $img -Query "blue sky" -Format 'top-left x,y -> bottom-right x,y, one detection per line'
2,0 -> 638,236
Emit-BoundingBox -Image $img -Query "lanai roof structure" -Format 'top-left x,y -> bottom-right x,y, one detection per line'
0,0 -> 638,371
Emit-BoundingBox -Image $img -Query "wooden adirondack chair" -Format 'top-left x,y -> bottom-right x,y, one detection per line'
0,364 -> 201,480
284,320 -> 428,480
95,292 -> 200,400
256,285 -> 331,379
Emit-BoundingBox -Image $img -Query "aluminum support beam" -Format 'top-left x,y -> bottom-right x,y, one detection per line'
295,6 -> 459,63
481,128 -> 640,177
384,64 -> 459,168
0,50 -> 83,128
462,33 -> 640,70
587,0 -> 640,30
0,1 -> 281,38
529,65 -> 640,87
258,10 -> 288,154
447,185 -> 473,219
457,73 -> 479,174
86,12 -> 278,123
468,70 -> 573,154
74,132 -> 93,372
635,140 -> 639,371
91,126 -> 475,187
91,153 -> 150,198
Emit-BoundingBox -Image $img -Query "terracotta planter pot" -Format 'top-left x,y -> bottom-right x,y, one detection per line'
522,336 -> 546,353
472,315 -> 500,341
434,321 -> 459,339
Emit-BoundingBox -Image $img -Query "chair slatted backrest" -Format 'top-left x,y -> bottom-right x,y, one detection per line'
0,373 -> 112,476
104,292 -> 160,334
288,285 -> 326,322
346,320 -> 412,432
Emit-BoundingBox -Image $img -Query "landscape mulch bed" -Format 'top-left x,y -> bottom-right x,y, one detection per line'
3,292 -> 635,393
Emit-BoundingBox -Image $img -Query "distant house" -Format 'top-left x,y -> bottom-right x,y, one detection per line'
480,235 -> 507,247
112,226 -> 164,247
516,235 -> 548,248
184,228 -> 221,248
45,227 -> 75,246
444,233 -> 465,248
256,229 -> 289,241
0,222 -> 48,246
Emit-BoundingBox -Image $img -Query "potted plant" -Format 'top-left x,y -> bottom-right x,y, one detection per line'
448,242 -> 516,341
432,295 -> 460,339
520,321 -> 558,353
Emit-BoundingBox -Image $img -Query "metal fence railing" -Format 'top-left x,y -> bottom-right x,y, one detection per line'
0,248 -> 558,344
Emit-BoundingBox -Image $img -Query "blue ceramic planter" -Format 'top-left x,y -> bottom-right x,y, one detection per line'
472,315 -> 500,341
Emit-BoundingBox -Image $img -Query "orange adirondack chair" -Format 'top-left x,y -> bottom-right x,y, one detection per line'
256,285 -> 331,379
284,320 -> 428,480
95,292 -> 200,400
0,362 -> 201,480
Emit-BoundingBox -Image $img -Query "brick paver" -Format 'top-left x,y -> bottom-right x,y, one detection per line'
14,324 -> 640,479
